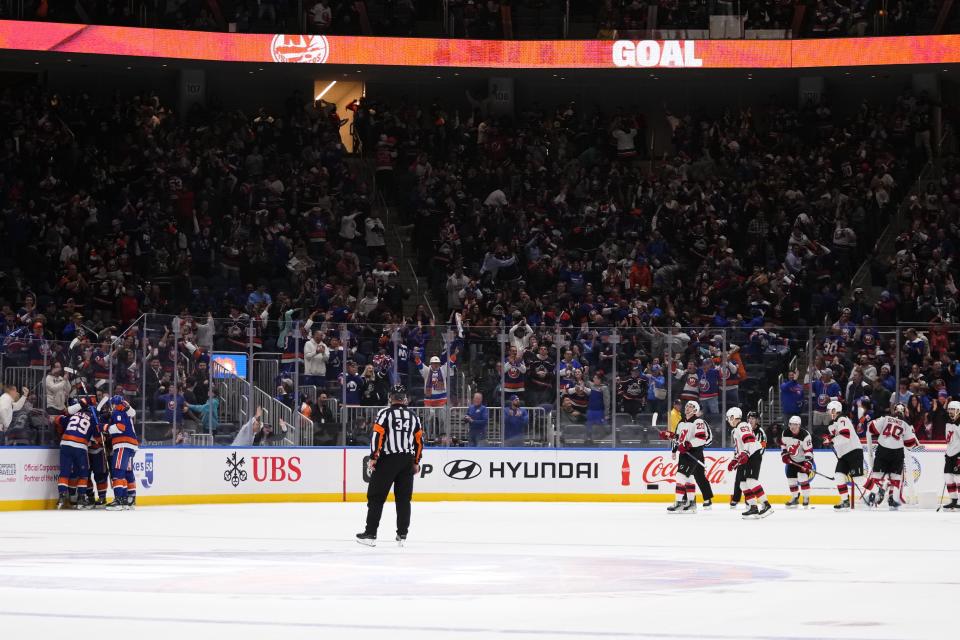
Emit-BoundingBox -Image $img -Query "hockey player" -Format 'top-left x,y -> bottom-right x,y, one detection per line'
54,398 -> 99,510
941,401 -> 960,510
726,406 -> 773,519
730,411 -> 765,508
105,395 -> 140,510
780,415 -> 814,508
822,400 -> 864,510
864,403 -> 918,510
663,400 -> 711,514
82,395 -> 109,508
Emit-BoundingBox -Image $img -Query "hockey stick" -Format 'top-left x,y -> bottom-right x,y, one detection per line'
786,458 -> 834,481
936,482 -> 947,512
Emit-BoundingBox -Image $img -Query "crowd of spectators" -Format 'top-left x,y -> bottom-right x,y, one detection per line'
0,78 -> 953,448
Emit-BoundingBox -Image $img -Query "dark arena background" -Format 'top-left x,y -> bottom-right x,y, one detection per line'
0,1 -> 959,638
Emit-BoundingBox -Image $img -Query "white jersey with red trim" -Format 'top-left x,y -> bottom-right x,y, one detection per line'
869,415 -> 918,450
780,428 -> 813,463
945,422 -> 960,457
731,421 -> 762,456
676,418 -> 712,448
827,416 -> 859,457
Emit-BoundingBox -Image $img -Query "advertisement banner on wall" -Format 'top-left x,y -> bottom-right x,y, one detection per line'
0,446 -> 949,509
345,448 -> 946,501
0,448 -> 60,506
1,20 -> 960,70
131,448 -> 344,502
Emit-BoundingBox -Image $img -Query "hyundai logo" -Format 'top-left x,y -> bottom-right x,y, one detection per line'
443,459 -> 482,480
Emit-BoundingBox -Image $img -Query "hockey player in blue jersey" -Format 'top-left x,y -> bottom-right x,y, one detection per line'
105,395 -> 140,510
54,398 -> 100,510
81,394 -> 110,508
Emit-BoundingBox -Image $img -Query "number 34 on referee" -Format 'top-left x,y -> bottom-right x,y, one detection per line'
357,385 -> 424,547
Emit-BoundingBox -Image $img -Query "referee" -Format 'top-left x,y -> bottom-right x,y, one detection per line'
357,385 -> 424,547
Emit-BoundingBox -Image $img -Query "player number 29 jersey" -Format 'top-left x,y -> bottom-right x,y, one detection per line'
869,416 -> 918,450
731,422 -> 761,457
58,413 -> 99,450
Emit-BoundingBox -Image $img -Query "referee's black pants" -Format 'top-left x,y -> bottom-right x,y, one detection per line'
365,453 -> 415,537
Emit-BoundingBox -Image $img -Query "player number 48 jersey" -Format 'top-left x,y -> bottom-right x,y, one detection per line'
869,416 -> 918,450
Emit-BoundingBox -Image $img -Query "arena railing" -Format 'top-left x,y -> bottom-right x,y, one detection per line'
2,317 -> 956,450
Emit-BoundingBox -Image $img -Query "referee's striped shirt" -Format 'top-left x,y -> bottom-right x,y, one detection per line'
372,404 -> 424,462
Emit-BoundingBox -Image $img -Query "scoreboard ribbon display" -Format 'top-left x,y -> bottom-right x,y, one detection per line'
1,20 -> 959,69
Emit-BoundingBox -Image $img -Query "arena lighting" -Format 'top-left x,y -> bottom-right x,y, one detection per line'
315,79 -> 336,101
2,20 -> 960,69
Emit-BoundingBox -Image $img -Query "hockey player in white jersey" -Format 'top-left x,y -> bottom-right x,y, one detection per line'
865,404 -> 918,510
726,406 -> 773,519
665,401 -> 712,514
780,415 -> 813,508
942,401 -> 960,510
822,400 -> 865,510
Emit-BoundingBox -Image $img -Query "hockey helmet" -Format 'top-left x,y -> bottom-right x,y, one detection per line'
788,415 -> 802,430
684,400 -> 701,417
892,403 -> 907,417
725,406 -> 742,425
827,400 -> 843,417
948,400 -> 960,420
110,394 -> 125,409
746,410 -> 759,421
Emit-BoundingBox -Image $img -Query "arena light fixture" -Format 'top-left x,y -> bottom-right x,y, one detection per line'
315,80 -> 337,101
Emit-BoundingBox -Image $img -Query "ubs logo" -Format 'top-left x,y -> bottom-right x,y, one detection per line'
444,459 -> 482,480
270,35 -> 330,64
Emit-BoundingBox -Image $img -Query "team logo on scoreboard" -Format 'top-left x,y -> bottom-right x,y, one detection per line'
270,35 -> 330,64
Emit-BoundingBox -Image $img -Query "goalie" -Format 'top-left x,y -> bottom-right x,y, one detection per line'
864,404 -> 918,510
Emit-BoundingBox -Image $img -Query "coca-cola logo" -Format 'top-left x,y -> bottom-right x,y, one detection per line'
641,455 -> 729,485
270,35 -> 330,64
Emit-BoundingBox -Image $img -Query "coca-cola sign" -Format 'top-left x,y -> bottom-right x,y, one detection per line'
641,455 -> 730,485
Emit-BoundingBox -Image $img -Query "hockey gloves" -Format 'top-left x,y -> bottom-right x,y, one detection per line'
728,452 -> 748,471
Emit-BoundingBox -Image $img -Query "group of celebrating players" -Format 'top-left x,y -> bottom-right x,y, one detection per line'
54,393 -> 140,511
661,397 -> 960,518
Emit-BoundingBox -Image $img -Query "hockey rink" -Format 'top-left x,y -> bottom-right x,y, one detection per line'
0,502 -> 956,640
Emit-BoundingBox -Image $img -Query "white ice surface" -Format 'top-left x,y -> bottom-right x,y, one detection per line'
0,502 -> 957,640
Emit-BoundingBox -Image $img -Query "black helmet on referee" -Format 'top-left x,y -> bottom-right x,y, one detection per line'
389,384 -> 408,404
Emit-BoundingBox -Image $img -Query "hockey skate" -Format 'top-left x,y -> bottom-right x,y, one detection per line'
784,495 -> 800,509
666,500 -> 686,514
104,499 -> 126,511
396,534 -> 407,547
92,496 -> 106,509
680,500 -> 697,514
757,502 -> 774,518
125,496 -> 136,511
355,532 -> 377,547
865,492 -> 878,507
701,499 -> 713,510
887,495 -> 900,511
55,494 -> 70,510
943,499 -> 958,511
741,505 -> 759,519
729,501 -> 738,509
802,497 -> 811,509
76,494 -> 94,510
833,498 -> 851,510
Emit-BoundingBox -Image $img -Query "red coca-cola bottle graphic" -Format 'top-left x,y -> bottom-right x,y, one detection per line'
621,454 -> 631,486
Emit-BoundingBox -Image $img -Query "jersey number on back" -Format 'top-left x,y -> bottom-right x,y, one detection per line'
882,425 -> 903,440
